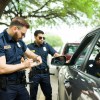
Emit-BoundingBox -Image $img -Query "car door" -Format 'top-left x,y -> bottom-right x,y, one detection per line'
64,30 -> 100,100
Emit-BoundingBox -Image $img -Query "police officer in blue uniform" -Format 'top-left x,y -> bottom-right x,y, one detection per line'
27,30 -> 60,100
0,17 -> 42,100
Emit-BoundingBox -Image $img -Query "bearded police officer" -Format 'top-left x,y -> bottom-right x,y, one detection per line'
0,17 -> 42,100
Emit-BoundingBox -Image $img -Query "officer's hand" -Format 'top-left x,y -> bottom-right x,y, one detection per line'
31,61 -> 40,67
23,59 -> 34,69
23,59 -> 40,69
35,56 -> 42,65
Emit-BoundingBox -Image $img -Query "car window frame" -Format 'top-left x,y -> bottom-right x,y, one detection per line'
82,33 -> 100,71
69,30 -> 100,71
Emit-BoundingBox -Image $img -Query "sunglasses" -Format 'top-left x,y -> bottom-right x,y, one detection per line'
38,36 -> 45,40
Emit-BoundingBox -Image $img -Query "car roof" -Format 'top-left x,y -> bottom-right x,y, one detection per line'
65,43 -> 80,45
86,26 -> 100,36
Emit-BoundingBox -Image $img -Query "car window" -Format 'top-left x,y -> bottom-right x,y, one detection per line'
85,38 -> 100,78
67,45 -> 78,54
64,45 -> 79,54
60,43 -> 79,61
73,34 -> 96,69
74,44 -> 90,69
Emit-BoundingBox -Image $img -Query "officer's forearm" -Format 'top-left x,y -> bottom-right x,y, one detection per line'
0,63 -> 25,74
27,52 -> 38,60
25,48 -> 39,61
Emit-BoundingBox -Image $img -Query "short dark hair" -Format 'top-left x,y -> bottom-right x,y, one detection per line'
10,16 -> 30,28
34,30 -> 44,36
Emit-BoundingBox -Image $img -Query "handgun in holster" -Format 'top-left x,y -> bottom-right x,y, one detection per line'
0,77 -> 7,90
29,67 -> 50,79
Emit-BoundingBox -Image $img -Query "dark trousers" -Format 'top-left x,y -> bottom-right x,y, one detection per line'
29,74 -> 52,100
0,84 -> 29,100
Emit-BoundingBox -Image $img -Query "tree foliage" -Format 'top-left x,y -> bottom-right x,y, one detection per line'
45,34 -> 63,47
0,0 -> 100,27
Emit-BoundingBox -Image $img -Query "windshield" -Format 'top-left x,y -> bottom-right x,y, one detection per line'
65,45 -> 79,54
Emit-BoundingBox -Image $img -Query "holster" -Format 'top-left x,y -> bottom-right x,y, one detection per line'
29,67 -> 49,79
0,77 -> 7,90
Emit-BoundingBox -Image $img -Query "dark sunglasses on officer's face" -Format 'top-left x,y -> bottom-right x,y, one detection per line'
38,36 -> 45,40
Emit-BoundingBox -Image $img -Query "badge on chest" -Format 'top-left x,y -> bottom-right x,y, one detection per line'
17,42 -> 21,48
43,47 -> 47,51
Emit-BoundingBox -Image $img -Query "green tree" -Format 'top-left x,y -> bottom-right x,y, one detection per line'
0,0 -> 100,26
45,34 -> 63,47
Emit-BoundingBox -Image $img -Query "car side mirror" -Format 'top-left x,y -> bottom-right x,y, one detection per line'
51,56 -> 66,66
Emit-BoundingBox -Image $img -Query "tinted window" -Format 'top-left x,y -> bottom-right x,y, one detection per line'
73,34 -> 96,69
74,44 -> 90,69
65,45 -> 79,54
67,45 -> 78,54
85,37 -> 100,78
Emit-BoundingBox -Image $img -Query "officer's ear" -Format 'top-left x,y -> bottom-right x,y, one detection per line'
12,26 -> 18,33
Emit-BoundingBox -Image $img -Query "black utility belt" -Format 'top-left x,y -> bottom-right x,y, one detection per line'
0,77 -> 26,85
32,68 -> 49,74
7,79 -> 23,85
0,77 -> 23,90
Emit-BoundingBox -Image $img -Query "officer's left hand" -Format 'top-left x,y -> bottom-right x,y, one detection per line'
31,61 -> 40,67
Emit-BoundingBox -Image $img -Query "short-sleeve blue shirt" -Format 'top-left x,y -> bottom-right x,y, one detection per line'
0,29 -> 27,79
27,42 -> 57,69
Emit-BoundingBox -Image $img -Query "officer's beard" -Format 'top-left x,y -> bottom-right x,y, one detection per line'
12,32 -> 19,42
36,41 -> 44,46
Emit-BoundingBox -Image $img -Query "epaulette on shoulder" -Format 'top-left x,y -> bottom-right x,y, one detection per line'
45,42 -> 49,46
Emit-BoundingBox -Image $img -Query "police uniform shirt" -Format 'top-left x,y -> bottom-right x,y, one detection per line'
27,42 -> 57,69
0,29 -> 27,79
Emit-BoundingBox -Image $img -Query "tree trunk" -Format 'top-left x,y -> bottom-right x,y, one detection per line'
0,0 -> 11,18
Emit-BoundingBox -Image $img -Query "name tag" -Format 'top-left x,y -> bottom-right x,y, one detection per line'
4,45 -> 11,49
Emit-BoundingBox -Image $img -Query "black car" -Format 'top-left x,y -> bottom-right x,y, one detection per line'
51,27 -> 100,100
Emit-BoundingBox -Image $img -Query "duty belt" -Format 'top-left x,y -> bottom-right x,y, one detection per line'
7,79 -> 23,85
32,68 -> 49,74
